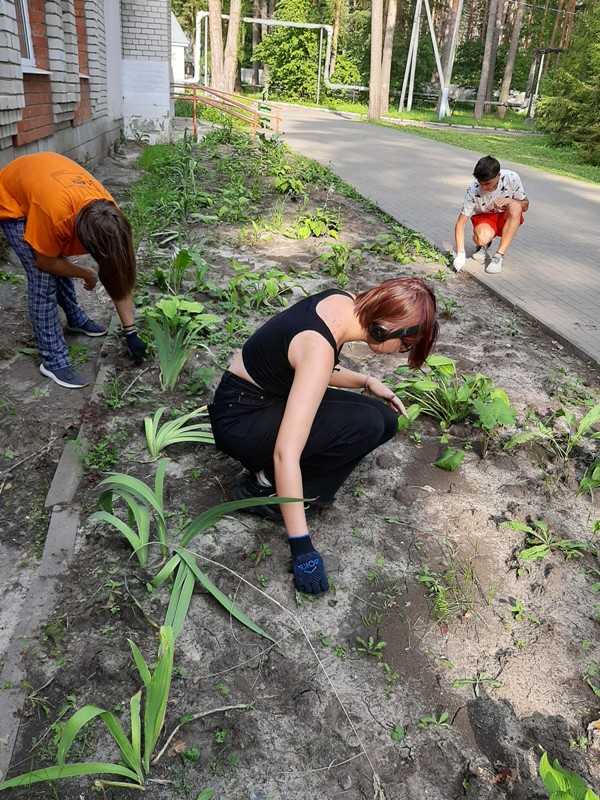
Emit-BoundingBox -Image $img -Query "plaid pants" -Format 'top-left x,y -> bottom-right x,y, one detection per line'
1,218 -> 89,370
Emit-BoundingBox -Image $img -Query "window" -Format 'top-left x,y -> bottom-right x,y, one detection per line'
14,0 -> 35,67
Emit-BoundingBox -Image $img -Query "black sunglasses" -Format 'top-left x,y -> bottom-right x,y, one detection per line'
384,324 -> 421,342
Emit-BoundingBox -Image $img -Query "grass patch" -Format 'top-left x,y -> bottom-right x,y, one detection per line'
378,123 -> 600,185
241,91 -> 533,131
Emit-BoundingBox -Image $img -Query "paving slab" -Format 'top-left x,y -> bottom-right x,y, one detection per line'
282,106 -> 600,365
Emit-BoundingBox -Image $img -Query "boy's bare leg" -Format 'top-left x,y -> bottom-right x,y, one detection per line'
497,201 -> 522,254
473,223 -> 495,248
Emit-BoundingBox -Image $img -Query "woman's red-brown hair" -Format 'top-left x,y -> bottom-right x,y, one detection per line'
354,277 -> 438,368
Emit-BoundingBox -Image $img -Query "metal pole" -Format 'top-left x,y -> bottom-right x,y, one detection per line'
423,0 -> 445,96
407,0 -> 422,111
399,0 -> 420,111
204,15 -> 209,86
530,51 -> 545,117
316,27 -> 324,104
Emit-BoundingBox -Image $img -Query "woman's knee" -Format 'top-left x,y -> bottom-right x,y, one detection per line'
356,404 -> 397,449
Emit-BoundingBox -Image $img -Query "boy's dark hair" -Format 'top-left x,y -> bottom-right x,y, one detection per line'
76,200 -> 136,301
473,155 -> 501,183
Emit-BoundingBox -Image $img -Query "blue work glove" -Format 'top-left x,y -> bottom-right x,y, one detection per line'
292,549 -> 329,595
123,326 -> 147,364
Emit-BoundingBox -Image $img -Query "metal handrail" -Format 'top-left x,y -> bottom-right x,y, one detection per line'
172,83 -> 282,138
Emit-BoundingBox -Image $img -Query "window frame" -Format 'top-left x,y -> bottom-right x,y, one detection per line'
14,0 -> 36,68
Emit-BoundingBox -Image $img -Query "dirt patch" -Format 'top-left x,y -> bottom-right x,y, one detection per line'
1,133 -> 599,800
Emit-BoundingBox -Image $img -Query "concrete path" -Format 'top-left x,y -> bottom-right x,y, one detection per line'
281,106 -> 600,365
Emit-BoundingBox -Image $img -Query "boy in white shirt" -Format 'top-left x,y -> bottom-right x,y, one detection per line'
453,155 -> 529,274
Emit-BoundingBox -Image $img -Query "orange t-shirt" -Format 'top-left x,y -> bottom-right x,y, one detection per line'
0,152 -> 115,257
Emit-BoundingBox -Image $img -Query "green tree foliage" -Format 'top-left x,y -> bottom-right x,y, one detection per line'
537,0 -> 600,164
254,0 -> 328,99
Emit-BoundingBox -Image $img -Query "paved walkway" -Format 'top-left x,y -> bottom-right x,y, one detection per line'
281,106 -> 600,365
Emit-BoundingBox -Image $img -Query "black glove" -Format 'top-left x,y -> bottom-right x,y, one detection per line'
292,549 -> 329,595
123,326 -> 147,364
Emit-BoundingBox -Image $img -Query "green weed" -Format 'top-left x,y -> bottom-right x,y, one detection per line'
288,207 -> 341,239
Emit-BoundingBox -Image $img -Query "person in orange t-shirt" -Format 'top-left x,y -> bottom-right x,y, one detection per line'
0,152 -> 146,388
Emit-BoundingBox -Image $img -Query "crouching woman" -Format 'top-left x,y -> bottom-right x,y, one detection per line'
209,277 -> 438,596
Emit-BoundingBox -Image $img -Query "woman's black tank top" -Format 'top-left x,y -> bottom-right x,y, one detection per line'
242,288 -> 352,396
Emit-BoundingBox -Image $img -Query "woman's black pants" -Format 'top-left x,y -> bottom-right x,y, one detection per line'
208,372 -> 398,503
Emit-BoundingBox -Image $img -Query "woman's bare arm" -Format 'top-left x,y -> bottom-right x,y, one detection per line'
328,365 -> 368,390
35,253 -> 97,289
273,333 -> 334,537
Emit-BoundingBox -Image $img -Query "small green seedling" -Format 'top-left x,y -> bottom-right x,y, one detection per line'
452,672 -> 502,697
250,543 -> 272,566
214,729 -> 228,745
355,636 -> 386,659
183,746 -> 200,763
390,724 -> 407,743
418,711 -> 450,729
502,519 -> 593,565
510,599 -> 540,625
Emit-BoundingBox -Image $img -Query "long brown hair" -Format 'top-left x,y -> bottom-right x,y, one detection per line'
76,200 -> 136,301
354,277 -> 438,368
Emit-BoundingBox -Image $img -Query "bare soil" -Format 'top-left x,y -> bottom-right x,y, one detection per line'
1,136 -> 599,800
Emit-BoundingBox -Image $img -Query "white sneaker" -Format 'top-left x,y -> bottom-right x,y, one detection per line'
471,246 -> 488,264
486,253 -> 503,274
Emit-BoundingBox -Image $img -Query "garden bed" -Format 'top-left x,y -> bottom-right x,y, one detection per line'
1,126 -> 599,800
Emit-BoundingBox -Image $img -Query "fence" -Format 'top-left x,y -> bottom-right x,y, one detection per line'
171,84 -> 283,138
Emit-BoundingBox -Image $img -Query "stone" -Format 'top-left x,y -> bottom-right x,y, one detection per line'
376,452 -> 401,469
338,774 -> 352,790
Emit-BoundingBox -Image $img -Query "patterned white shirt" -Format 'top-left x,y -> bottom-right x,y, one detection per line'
460,169 -> 527,217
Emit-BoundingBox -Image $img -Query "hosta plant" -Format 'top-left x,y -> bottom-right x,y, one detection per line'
145,406 -> 214,458
0,626 -> 174,793
145,296 -> 218,390
394,354 -> 516,466
539,751 -> 599,799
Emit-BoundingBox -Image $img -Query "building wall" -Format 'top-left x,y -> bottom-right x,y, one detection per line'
0,0 -> 122,166
121,0 -> 171,141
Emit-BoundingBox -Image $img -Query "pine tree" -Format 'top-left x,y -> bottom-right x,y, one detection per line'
537,0 -> 600,164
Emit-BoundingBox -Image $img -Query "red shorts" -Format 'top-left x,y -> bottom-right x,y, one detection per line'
472,211 -> 524,237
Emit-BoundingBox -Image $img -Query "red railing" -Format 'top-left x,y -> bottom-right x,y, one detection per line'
172,84 -> 283,138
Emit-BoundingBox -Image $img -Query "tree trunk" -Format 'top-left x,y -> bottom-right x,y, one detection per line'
497,0 -> 523,117
330,0 -> 344,76
484,0 -> 506,112
380,0 -> 398,114
368,0 -> 385,119
208,0 -> 224,89
223,0 -> 242,93
436,0 -> 463,115
252,0 -> 261,85
474,0 -> 499,119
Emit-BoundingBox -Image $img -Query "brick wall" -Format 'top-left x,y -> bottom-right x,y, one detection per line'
14,73 -> 53,145
74,0 -> 88,73
72,77 -> 90,125
14,0 -> 54,146
29,0 -> 49,70
121,0 -> 170,60
46,0 -> 81,123
84,0 -> 107,118
0,2 -> 25,148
